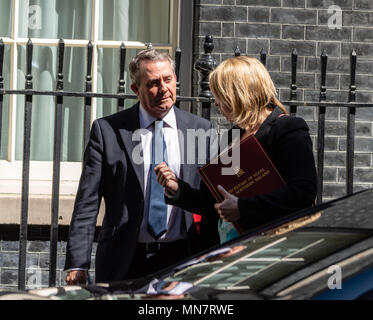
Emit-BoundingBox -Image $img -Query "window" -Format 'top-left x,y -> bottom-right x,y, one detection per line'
0,0 -> 179,195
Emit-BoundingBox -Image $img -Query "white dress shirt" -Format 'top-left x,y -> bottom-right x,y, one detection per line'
137,104 -> 186,243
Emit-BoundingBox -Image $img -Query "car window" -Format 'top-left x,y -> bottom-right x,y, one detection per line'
164,228 -> 371,292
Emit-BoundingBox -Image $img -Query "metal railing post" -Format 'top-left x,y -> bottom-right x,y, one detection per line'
194,35 -> 217,120
117,42 -> 126,113
175,47 -> 181,108
346,50 -> 357,195
49,39 -> 65,287
290,49 -> 298,115
316,50 -> 328,205
19,39 -> 33,290
260,48 -> 267,67
234,46 -> 241,57
83,41 -> 93,153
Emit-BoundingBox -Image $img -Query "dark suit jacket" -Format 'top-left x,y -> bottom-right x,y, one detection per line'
64,103 -> 214,283
167,106 -> 317,234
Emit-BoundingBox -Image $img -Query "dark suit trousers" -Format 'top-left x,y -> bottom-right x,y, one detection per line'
124,240 -> 189,280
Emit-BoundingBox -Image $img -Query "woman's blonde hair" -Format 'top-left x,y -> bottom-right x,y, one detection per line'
209,56 -> 287,130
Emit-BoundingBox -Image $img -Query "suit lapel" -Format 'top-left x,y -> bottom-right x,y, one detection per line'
118,103 -> 145,194
174,107 -> 190,182
174,107 -> 194,228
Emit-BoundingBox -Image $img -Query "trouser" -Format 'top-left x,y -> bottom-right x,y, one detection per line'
124,239 -> 189,280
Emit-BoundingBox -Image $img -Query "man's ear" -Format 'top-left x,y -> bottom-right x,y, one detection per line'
131,83 -> 139,95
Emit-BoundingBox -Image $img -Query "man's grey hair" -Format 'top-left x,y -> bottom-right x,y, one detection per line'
129,49 -> 176,85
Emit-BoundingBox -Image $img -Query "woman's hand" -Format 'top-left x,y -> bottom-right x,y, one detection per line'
214,185 -> 240,222
154,162 -> 179,194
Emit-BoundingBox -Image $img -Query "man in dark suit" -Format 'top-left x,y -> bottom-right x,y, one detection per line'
64,49 -> 219,285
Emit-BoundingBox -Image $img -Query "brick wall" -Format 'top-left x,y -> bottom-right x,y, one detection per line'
0,240 -> 96,290
193,0 -> 373,201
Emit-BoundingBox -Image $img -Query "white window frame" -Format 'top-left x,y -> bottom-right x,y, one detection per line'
0,0 -> 180,196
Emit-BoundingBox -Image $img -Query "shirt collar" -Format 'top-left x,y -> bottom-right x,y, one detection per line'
139,103 -> 177,129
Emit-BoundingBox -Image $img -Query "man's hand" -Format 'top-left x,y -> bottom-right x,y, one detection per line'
214,185 -> 240,222
154,162 -> 179,194
65,270 -> 88,286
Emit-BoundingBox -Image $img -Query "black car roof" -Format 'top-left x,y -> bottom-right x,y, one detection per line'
307,188 -> 373,230
157,189 -> 373,299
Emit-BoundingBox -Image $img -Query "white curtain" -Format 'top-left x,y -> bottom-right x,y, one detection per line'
97,0 -> 135,118
16,0 -> 92,161
0,0 -> 12,159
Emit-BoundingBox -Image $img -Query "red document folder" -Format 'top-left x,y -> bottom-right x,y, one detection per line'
198,134 -> 285,234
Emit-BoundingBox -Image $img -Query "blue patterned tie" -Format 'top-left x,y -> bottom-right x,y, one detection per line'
148,120 -> 168,239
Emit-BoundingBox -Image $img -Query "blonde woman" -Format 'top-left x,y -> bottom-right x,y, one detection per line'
155,56 -> 317,244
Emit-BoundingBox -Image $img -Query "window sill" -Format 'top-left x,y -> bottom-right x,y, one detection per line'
0,194 -> 104,226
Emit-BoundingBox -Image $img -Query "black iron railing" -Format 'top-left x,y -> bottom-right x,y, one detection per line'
0,35 -> 371,290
